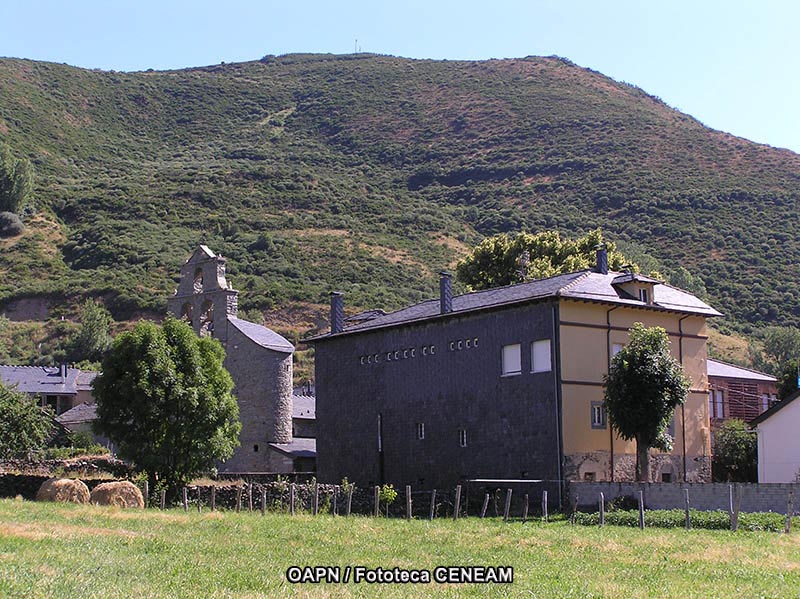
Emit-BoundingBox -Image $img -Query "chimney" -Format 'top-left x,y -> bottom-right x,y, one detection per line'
59,363 -> 67,382
330,292 -> 344,334
439,271 -> 453,314
595,246 -> 608,275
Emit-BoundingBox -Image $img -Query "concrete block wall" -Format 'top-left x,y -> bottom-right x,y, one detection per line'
570,481 -> 800,514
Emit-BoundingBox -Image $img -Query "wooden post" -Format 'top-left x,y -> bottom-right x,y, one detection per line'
248,485 -> 253,512
197,487 -> 202,513
785,490 -> 794,534
313,483 -> 319,516
638,490 -> 645,530
346,485 -> 353,517
373,486 -> 380,517
211,486 -> 216,512
480,493 -> 489,519
729,484 -> 734,515
570,494 -> 578,526
542,490 -> 548,523
290,483 -> 296,516
522,494 -> 529,523
261,488 -> 267,516
236,487 -> 242,513
333,486 -> 339,516
182,487 -> 188,512
143,480 -> 149,507
503,488 -> 513,522
684,488 -> 691,530
453,485 -> 462,520
731,485 -> 742,532
405,485 -> 412,520
599,492 -> 604,527
160,489 -> 166,510
430,489 -> 437,521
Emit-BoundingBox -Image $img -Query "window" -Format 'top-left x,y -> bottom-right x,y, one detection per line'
591,402 -> 606,429
416,422 -> 425,440
531,339 -> 552,373
458,429 -> 467,448
714,389 -> 724,418
253,444 -> 259,453
761,394 -> 770,413
502,344 -> 521,375
661,472 -> 672,483
638,288 -> 649,303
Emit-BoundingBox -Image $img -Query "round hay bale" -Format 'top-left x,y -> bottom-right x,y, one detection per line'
35,478 -> 90,504
89,481 -> 144,508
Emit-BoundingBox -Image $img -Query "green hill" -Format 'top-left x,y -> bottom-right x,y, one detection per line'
0,53 -> 798,337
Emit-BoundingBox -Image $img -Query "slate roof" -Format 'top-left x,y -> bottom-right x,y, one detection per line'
310,270 -> 721,339
707,359 -> 777,382
0,365 -> 98,396
292,394 -> 315,420
269,438 -> 316,459
751,389 -> 800,426
56,402 -> 97,426
227,317 -> 294,353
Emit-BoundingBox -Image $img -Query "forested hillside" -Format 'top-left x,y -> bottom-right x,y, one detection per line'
0,53 -> 798,336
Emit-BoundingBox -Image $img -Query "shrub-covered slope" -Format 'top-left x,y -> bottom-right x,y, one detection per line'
0,53 -> 798,328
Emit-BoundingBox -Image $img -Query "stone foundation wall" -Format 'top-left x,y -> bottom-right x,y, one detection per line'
565,451 -> 710,483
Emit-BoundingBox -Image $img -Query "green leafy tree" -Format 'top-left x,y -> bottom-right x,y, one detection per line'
603,323 -> 690,482
0,382 -> 54,458
711,419 -> 757,482
0,143 -> 34,214
749,326 -> 800,375
92,317 -> 241,496
776,359 -> 799,400
455,229 -> 632,291
68,299 -> 113,364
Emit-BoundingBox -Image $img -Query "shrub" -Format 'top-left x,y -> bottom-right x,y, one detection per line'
0,211 -> 24,237
574,508 -> 786,532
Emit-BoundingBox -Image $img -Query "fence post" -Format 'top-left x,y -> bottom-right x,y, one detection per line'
143,480 -> 149,507
430,489 -> 437,520
786,490 -> 794,534
599,492 -> 604,527
346,485 -> 353,517
182,487 -> 188,512
731,485 -> 742,532
236,487 -> 242,513
197,487 -> 202,513
248,485 -> 253,512
542,490 -> 548,523
333,485 -> 339,516
211,486 -> 216,512
373,486 -> 380,517
638,490 -> 645,530
453,485 -> 462,520
728,484 -> 734,515
684,488 -> 691,530
160,489 -> 166,511
522,494 -> 529,523
406,485 -> 412,520
480,493 -> 489,519
313,483 -> 319,516
290,483 -> 296,516
503,488 -> 513,522
570,494 -> 578,526
261,488 -> 267,516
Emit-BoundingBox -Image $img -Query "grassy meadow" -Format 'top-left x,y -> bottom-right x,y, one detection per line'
0,498 -> 798,598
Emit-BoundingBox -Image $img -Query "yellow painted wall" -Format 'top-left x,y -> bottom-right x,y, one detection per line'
559,299 -> 711,478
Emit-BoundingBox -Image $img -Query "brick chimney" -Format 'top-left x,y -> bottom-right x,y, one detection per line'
439,272 -> 453,314
330,292 -> 344,334
595,246 -> 608,275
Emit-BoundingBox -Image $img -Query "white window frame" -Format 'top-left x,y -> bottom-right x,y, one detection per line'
416,422 -> 425,440
531,339 -> 552,373
638,288 -> 649,303
501,343 -> 522,376
458,429 -> 467,448
591,402 -> 606,429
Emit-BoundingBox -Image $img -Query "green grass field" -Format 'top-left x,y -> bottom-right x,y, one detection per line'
0,499 -> 798,598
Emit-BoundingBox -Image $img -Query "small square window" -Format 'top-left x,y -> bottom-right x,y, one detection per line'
661,472 -> 672,483
591,402 -> 607,429
416,422 -> 425,440
458,429 -> 467,448
531,339 -> 552,373
502,344 -> 521,375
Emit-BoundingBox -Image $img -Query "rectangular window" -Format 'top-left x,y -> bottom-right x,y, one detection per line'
591,402 -> 606,429
761,394 -> 769,413
638,288 -> 649,303
715,390 -> 724,419
459,429 -> 467,448
531,339 -> 552,373
416,422 -> 425,440
502,344 -> 521,375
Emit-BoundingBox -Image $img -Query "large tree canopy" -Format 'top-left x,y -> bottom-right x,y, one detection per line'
603,323 -> 690,482
711,419 -> 757,483
92,318 -> 240,495
455,229 -> 632,291
0,381 -> 53,459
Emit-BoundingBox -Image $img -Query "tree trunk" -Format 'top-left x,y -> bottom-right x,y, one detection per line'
636,439 -> 650,482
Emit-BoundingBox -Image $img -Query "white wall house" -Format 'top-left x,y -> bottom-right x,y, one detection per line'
752,389 -> 800,483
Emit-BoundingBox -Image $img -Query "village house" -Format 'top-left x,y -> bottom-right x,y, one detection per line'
0,364 -> 96,415
167,245 -> 315,473
751,389 -> 800,483
706,358 -> 778,424
309,249 -> 720,495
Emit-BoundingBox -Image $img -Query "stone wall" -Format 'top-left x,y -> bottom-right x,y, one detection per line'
569,481 -> 800,514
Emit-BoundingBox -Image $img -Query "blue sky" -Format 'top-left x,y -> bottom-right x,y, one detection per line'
1,0 -> 798,153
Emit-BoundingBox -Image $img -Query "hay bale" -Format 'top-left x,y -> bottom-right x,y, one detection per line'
35,478 -> 90,504
89,481 -> 144,508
